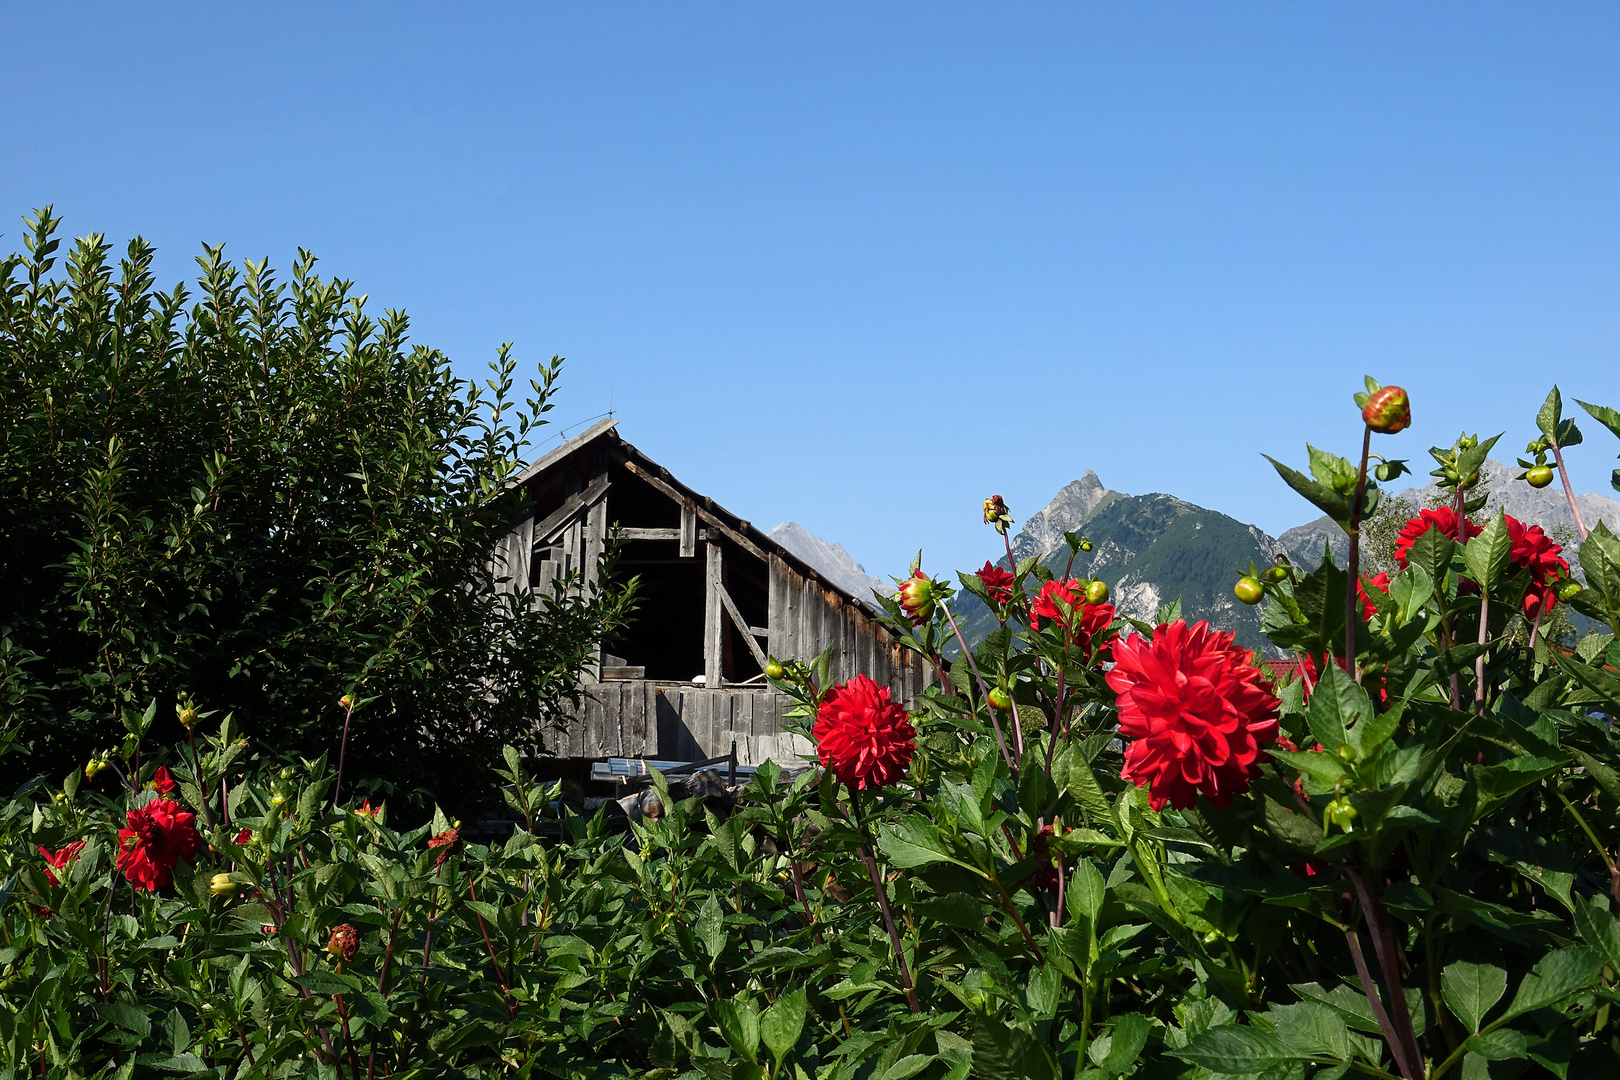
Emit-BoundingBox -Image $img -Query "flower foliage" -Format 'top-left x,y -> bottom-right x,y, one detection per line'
1107,620 -> 1280,810
812,673 -> 916,790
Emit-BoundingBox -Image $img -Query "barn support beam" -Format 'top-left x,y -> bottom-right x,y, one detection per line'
704,542 -> 725,686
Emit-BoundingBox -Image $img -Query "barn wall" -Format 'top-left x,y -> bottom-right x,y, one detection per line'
766,555 -> 926,702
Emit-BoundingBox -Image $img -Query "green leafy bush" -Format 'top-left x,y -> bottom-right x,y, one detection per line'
10,362 -> 1620,1077
0,209 -> 634,809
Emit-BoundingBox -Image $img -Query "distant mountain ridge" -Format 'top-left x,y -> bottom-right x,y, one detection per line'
767,522 -> 891,604
962,477 -> 1284,653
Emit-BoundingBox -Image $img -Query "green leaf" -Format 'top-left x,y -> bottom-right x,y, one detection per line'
1271,1001 -> 1351,1060
94,1002 -> 150,1038
1464,1028 -> 1529,1061
1304,664 -> 1368,754
879,814 -> 984,875
165,1007 -> 190,1055
1266,455 -> 1352,526
1573,895 -> 1620,970
1100,1013 -> 1152,1074
1576,397 -> 1620,441
1442,960 -> 1507,1033
1264,797 -> 1322,853
712,998 -> 761,1065
1405,525 -> 1457,591
1538,386 -> 1565,444
1461,512 -> 1512,591
1502,947 -> 1603,1020
1386,565 -> 1435,624
760,989 -> 806,1065
971,1014 -> 1059,1080
1170,1024 -> 1292,1073
1067,857 -> 1107,927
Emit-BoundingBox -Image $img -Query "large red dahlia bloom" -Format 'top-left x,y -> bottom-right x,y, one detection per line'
1029,579 -> 1116,655
1106,620 -> 1280,811
1393,508 -> 1482,568
976,561 -> 1015,606
1505,515 -> 1570,618
813,674 -> 916,791
117,798 -> 203,891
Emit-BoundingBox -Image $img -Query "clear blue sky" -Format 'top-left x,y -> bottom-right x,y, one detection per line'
6,3 -> 1620,580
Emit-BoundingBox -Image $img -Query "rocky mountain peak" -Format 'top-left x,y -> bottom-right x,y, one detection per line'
1008,471 -> 1125,563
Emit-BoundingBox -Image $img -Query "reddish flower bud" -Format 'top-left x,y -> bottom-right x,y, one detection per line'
1362,385 -> 1411,434
982,494 -> 1012,534
896,569 -> 937,624
327,923 -> 359,962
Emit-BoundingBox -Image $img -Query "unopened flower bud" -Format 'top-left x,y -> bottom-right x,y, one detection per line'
327,923 -> 359,962
176,707 -> 198,729
339,694 -> 354,710
1555,579 -> 1583,602
209,873 -> 239,897
764,658 -> 786,681
1525,465 -> 1554,489
1085,579 -> 1109,605
897,569 -> 938,625
1361,385 -> 1411,434
84,756 -> 110,781
982,495 -> 1013,535
1325,796 -> 1358,833
1233,577 -> 1264,605
987,687 -> 1012,712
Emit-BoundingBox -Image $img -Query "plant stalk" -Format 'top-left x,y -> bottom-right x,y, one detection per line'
1346,425 -> 1372,683
1549,439 -> 1590,541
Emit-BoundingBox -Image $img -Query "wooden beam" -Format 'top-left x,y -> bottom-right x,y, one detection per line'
704,542 -> 724,687
716,580 -> 770,671
623,460 -> 767,562
531,472 -> 610,546
680,499 -> 697,558
618,527 -> 682,541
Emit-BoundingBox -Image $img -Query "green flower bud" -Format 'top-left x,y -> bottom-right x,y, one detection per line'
1233,576 -> 1264,605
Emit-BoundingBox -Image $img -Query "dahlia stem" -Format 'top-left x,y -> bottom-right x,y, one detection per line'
1549,438 -> 1589,541
941,599 -> 1017,775
1344,925 -> 1417,1080
333,696 -> 356,811
187,726 -> 214,833
852,796 -> 919,1013
1345,426 -> 1372,684
1475,591 -> 1491,716
1528,605 -> 1546,651
1347,866 -> 1424,1079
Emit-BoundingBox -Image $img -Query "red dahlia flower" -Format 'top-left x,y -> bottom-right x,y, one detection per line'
117,798 -> 203,891
427,828 -> 460,866
812,674 -> 916,791
1505,515 -> 1570,618
976,561 -> 1015,605
233,828 -> 252,845
1106,620 -> 1280,811
1393,508 -> 1482,568
148,766 -> 177,797
39,840 -> 86,893
1029,579 -> 1116,654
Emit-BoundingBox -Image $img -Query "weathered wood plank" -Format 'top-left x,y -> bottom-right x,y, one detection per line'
584,489 -> 608,596
618,527 -> 682,541
704,543 -> 724,687
531,472 -> 610,547
680,499 -> 697,559
716,580 -> 769,671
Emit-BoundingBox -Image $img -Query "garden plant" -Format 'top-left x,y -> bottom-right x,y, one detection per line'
9,221 -> 1620,1080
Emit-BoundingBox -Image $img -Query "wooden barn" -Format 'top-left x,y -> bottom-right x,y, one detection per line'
490,419 -> 930,768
